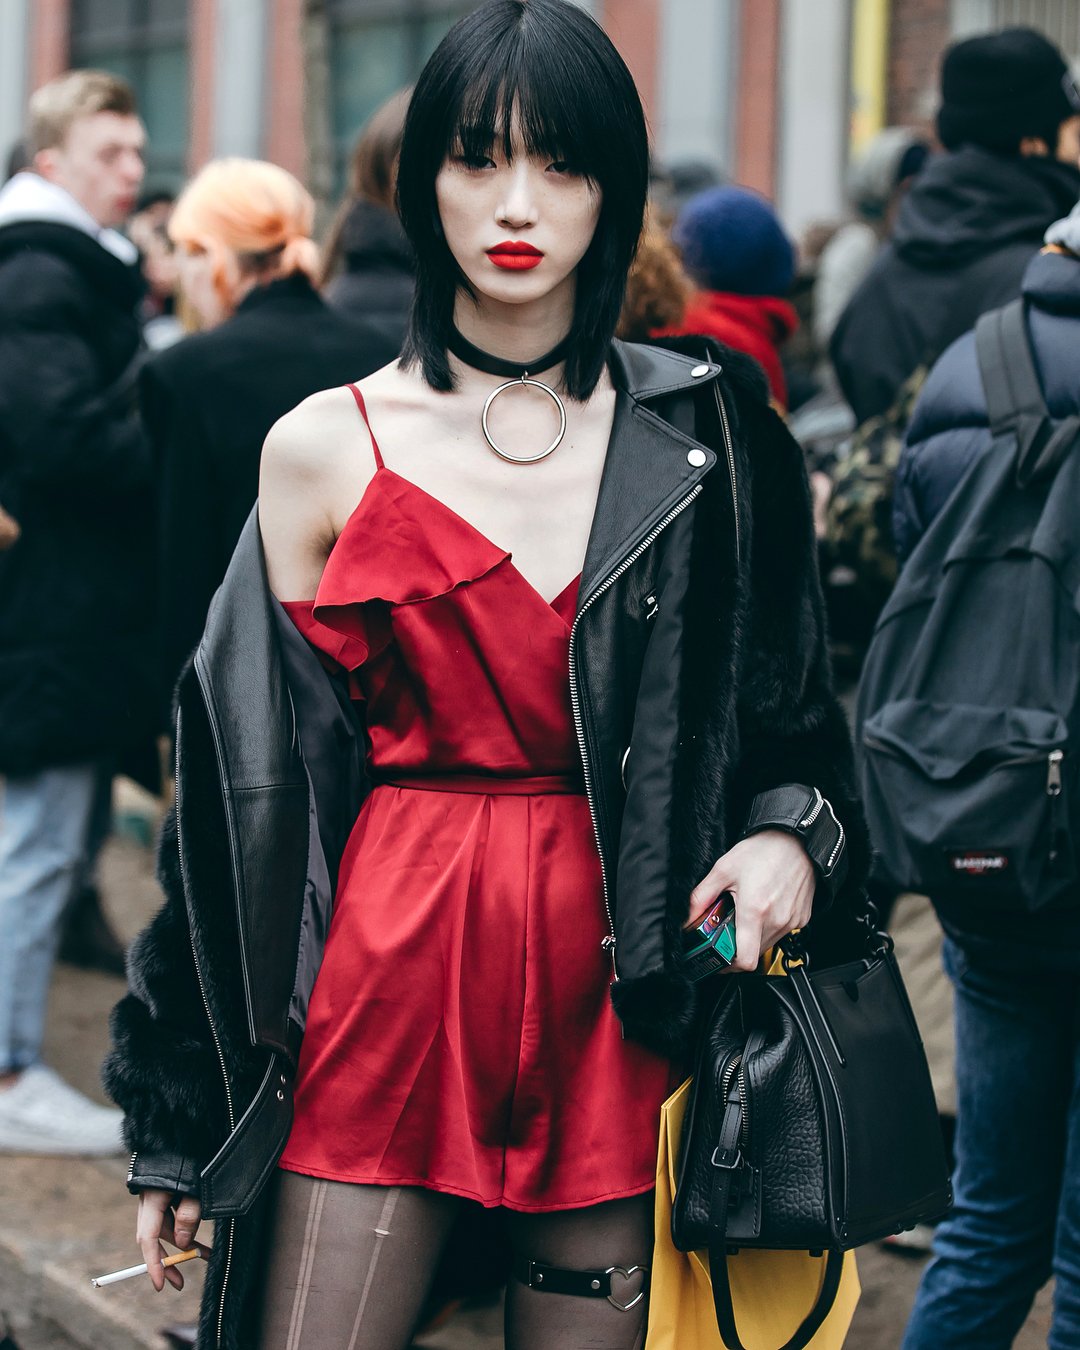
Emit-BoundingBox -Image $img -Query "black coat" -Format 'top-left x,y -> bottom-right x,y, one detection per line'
323,199 -> 414,351
890,247 -> 1080,969
830,148 -> 1080,425
104,340 -> 869,1348
142,272 -> 401,704
0,221 -> 157,775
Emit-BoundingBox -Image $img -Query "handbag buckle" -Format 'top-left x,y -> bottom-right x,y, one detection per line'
711,1144 -> 743,1171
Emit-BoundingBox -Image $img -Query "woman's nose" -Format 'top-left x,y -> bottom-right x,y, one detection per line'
496,163 -> 539,229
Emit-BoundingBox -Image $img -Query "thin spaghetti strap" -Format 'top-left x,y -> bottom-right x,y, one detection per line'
347,382 -> 385,470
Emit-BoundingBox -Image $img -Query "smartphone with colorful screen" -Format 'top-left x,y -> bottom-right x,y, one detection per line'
680,891 -> 737,981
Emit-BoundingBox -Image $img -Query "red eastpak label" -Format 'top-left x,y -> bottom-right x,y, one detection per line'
946,850 -> 1011,877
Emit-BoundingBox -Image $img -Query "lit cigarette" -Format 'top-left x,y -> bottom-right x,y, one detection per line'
91,1245 -> 208,1288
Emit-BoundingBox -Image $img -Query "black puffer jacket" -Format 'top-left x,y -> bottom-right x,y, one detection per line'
894,247 -> 1080,563
324,199 -> 414,352
105,341 -> 869,1348
831,147 -> 1080,424
890,243 -> 1080,969
0,221 -> 157,774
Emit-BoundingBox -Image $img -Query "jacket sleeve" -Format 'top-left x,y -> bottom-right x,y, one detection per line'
828,251 -> 909,425
893,332 -> 991,567
141,362 -> 223,711
102,807 -> 229,1199
892,440 -> 929,567
730,394 -> 871,915
0,254 -> 149,498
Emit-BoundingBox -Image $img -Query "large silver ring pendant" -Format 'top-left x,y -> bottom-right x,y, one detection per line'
481,375 -> 567,465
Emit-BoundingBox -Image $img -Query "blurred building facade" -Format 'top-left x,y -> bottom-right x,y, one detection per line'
0,0 -> 1077,235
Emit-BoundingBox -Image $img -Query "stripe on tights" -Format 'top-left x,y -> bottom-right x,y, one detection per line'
346,1188 -> 401,1350
285,1178 -> 327,1350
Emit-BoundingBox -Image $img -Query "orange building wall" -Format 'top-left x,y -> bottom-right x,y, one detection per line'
266,0 -> 307,177
598,0 -> 661,139
189,0 -> 217,170
30,0 -> 70,89
734,0 -> 782,198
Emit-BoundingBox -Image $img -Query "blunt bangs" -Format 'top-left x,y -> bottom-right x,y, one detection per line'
397,0 -> 649,400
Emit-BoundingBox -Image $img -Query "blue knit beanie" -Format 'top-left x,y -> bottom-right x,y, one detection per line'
673,186 -> 795,297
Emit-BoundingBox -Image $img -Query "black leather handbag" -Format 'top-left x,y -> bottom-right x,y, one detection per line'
671,926 -> 952,1350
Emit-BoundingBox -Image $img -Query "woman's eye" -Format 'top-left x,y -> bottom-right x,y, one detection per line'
456,153 -> 496,171
548,160 -> 574,176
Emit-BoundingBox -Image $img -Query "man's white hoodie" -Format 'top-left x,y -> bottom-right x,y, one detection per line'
0,171 -> 137,265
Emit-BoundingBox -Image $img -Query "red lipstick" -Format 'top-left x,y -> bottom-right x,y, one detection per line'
487,241 -> 543,271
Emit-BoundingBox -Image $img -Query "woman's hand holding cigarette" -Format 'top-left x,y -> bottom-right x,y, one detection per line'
136,1188 -> 204,1291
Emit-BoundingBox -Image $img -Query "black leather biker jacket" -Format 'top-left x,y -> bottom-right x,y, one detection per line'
104,339 -> 868,1349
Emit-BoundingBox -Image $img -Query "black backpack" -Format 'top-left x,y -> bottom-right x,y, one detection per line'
856,299 -> 1080,914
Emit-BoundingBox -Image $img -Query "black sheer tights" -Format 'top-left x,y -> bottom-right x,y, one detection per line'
258,1171 -> 652,1350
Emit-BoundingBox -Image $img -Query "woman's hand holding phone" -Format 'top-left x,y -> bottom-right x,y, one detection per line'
687,830 -> 815,972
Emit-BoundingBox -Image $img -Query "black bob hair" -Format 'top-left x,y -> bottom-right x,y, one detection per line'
397,0 -> 649,401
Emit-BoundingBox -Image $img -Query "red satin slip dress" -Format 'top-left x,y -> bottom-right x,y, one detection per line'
277,385 -> 673,1211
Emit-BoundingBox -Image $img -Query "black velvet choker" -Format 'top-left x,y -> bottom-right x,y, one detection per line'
447,325 -> 571,379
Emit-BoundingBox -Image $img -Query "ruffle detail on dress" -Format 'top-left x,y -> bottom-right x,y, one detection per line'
311,470 -> 511,661
280,600 -> 370,674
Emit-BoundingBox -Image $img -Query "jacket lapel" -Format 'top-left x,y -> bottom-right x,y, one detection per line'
579,342 -> 723,602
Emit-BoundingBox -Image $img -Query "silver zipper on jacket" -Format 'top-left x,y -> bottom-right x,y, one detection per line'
827,822 -> 846,875
569,484 -> 705,979
174,708 -> 236,1348
799,789 -> 825,830
799,788 -> 847,876
127,1151 -> 137,1184
713,383 -> 739,563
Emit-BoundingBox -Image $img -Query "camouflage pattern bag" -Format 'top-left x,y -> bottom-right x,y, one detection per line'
823,365 -> 928,634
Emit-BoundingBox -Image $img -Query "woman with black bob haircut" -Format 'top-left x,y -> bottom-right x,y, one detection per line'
397,0 -> 648,399
106,1 -> 868,1346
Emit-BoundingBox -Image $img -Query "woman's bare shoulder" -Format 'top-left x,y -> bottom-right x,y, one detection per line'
261,385 -> 364,489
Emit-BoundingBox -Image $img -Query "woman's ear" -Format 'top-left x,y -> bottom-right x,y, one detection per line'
211,248 -> 241,313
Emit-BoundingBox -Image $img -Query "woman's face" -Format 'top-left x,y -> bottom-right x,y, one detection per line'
176,245 -> 233,329
435,125 -> 601,314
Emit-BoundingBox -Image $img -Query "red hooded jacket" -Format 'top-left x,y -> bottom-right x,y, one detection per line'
656,290 -> 798,408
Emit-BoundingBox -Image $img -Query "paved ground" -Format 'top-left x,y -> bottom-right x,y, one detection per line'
0,785 -> 1054,1347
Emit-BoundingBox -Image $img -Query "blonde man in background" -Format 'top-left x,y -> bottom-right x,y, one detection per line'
0,70 -> 156,1153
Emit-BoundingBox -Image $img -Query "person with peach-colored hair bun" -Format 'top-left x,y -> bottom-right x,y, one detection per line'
168,158 -> 322,327
141,156 -> 399,705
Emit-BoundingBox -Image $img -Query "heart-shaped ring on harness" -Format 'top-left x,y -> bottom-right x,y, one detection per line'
605,1264 -> 648,1311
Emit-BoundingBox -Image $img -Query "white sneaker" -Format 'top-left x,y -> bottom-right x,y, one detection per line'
0,1064 -> 124,1155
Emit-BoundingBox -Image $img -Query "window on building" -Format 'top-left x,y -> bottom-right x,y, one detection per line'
953,0 -> 1080,61
994,1 -> 1079,60
69,0 -> 189,191
326,0 -> 477,192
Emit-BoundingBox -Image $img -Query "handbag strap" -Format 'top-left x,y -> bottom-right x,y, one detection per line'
702,1026 -> 844,1348
707,1243 -> 845,1350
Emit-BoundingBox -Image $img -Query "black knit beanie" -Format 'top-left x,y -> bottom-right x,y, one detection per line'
937,27 -> 1080,155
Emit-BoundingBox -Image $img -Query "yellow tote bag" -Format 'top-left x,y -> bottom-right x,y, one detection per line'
646,1077 -> 860,1349
647,935 -> 862,1350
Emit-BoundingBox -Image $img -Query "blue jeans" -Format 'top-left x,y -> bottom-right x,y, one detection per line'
902,938 -> 1080,1350
0,763 -> 111,1072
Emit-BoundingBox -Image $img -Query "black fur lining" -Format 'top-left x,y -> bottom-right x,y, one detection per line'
610,969 -> 698,1060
